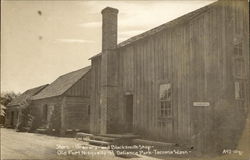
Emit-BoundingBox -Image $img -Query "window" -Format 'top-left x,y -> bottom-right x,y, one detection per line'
234,42 -> 242,56
235,81 -> 245,100
159,83 -> 172,118
234,58 -> 245,78
233,41 -> 244,78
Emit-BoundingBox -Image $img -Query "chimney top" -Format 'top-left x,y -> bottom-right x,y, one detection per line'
101,7 -> 119,15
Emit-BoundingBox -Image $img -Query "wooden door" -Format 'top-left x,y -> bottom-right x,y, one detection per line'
43,105 -> 48,121
125,95 -> 133,132
191,105 -> 212,153
10,111 -> 14,126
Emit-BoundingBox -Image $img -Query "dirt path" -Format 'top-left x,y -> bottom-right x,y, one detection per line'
2,127 -> 248,160
0,128 -> 158,160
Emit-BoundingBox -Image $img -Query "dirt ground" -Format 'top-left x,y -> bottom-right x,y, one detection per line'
0,128 -> 158,160
1,125 -> 249,160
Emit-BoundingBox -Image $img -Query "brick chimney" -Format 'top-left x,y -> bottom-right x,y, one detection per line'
101,7 -> 118,51
100,7 -> 119,134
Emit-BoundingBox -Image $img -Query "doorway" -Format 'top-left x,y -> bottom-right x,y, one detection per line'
125,95 -> 133,132
10,111 -> 14,126
43,105 -> 48,121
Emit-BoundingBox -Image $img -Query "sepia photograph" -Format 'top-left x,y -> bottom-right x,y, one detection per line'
0,0 -> 249,160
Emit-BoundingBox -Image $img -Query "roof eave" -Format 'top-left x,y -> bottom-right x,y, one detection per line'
88,0 -> 217,60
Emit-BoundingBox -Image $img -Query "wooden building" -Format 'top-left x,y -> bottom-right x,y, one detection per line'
31,66 -> 91,134
89,0 -> 249,153
5,84 -> 48,128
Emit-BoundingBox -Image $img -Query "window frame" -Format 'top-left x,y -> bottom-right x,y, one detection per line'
233,57 -> 245,79
158,82 -> 173,120
232,38 -> 246,79
235,80 -> 245,101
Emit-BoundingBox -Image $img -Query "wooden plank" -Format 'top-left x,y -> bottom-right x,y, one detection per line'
132,45 -> 136,129
141,40 -> 146,130
134,44 -> 138,129
149,36 -> 156,136
153,35 -> 159,137
60,97 -> 66,135
133,139 -> 175,147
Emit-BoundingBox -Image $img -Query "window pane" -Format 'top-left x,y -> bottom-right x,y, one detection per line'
160,84 -> 171,100
234,59 -> 244,77
165,110 -> 168,116
161,110 -> 164,116
166,101 -> 171,109
159,83 -> 172,118
239,82 -> 245,99
235,81 -> 245,100
234,43 -> 242,56
160,101 -> 164,110
162,121 -> 166,127
235,81 -> 240,99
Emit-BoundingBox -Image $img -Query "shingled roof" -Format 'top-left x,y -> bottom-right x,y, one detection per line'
7,84 -> 49,107
32,66 -> 91,100
89,0 -> 217,59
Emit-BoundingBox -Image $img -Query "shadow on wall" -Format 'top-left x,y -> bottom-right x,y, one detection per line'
212,99 -> 247,154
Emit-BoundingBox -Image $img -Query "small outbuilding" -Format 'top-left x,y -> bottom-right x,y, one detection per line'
5,84 -> 48,128
31,66 -> 91,135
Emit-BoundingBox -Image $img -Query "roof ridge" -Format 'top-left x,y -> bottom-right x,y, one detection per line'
117,0 -> 217,48
58,66 -> 91,78
60,67 -> 91,96
89,0 -> 217,59
31,66 -> 91,100
32,84 -> 49,96
7,84 -> 48,106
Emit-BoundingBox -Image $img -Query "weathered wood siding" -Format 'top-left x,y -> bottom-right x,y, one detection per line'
31,97 -> 63,130
90,0 -> 249,151
62,96 -> 90,132
5,106 -> 19,128
64,71 -> 91,98
115,0 -> 249,145
63,70 -> 91,132
32,95 -> 91,132
189,0 -> 249,152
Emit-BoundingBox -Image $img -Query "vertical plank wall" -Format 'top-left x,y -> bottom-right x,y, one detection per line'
117,22 -> 193,142
64,71 -> 91,98
63,70 -> 91,132
116,0 -> 249,146
63,97 -> 90,132
89,0 -> 249,151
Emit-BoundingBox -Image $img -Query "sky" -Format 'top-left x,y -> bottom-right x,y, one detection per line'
1,0 -> 215,93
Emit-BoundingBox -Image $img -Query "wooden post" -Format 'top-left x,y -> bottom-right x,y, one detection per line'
60,97 -> 66,136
